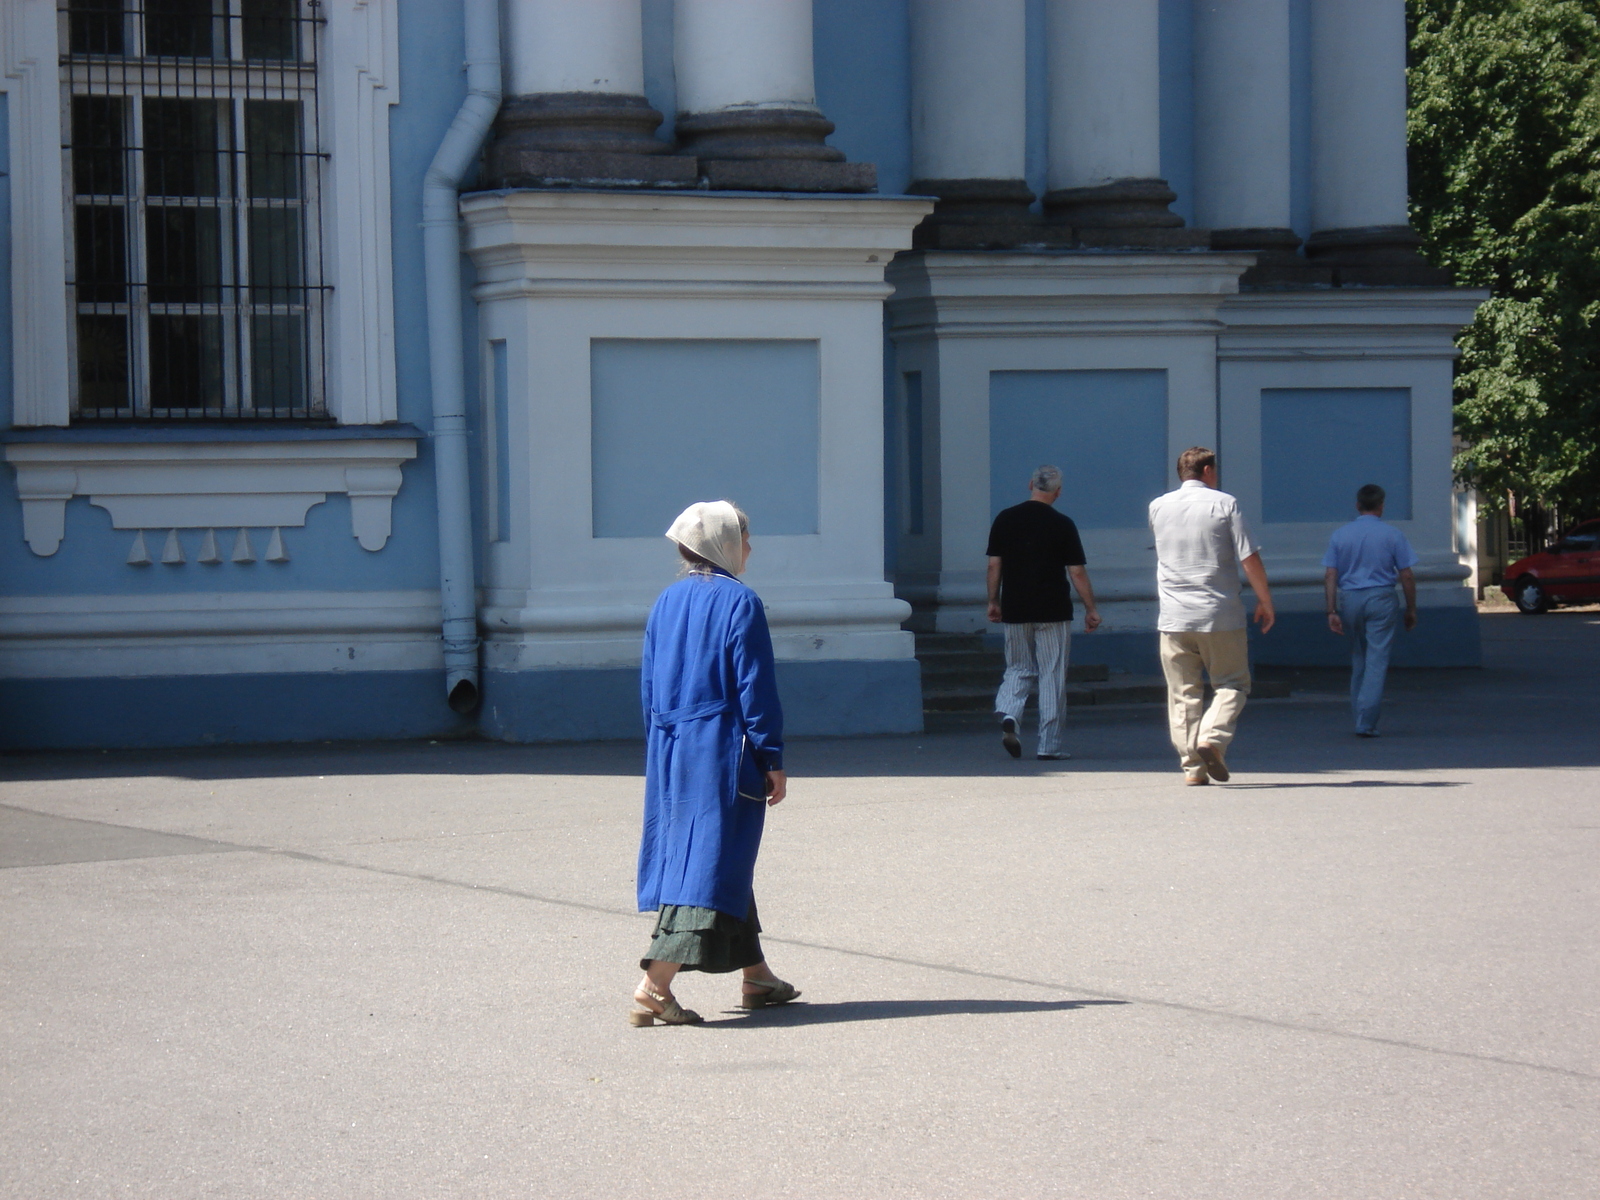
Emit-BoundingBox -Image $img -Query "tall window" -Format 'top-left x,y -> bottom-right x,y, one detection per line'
61,1 -> 327,420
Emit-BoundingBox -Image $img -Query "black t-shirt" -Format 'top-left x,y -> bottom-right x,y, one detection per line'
985,501 -> 1087,624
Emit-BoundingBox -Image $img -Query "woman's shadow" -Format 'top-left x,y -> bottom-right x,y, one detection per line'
709,998 -> 1126,1027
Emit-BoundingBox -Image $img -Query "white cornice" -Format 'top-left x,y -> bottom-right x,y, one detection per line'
1217,287 -> 1489,360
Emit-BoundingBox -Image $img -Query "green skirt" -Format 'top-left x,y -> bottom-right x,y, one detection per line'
640,898 -> 763,974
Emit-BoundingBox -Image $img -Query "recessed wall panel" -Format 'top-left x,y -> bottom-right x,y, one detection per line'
591,339 -> 820,538
989,369 -> 1168,529
1261,388 -> 1411,522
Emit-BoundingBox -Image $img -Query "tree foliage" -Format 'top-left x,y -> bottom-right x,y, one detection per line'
1408,0 -> 1600,514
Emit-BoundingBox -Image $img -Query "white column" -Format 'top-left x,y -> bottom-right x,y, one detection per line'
1310,0 -> 1410,232
673,0 -> 817,116
1045,0 -> 1162,191
501,0 -> 644,97
909,0 -> 1027,185
670,0 -> 873,191
488,0 -> 694,187
1193,0 -> 1292,232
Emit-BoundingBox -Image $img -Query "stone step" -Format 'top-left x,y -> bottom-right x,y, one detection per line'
920,674 -> 1291,713
921,662 -> 1110,688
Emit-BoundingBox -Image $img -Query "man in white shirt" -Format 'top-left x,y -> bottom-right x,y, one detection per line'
1148,447 -> 1276,785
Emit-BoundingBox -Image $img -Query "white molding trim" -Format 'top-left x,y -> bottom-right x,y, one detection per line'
4,437 -> 417,555
3,0 -> 400,426
3,0 -> 71,427
323,0 -> 402,423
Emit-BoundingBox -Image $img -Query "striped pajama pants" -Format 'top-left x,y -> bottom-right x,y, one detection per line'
994,621 -> 1072,757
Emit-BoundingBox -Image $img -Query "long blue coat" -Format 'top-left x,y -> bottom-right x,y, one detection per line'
636,570 -> 785,919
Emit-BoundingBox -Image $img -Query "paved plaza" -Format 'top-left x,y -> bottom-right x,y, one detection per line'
3,611 -> 1597,1198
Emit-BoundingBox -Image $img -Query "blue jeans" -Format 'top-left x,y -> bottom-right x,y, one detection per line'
1340,586 -> 1401,734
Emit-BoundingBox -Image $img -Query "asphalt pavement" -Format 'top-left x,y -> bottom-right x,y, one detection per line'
2,610 -> 1597,1198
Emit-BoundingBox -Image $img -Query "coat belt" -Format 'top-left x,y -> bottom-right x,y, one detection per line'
650,699 -> 731,729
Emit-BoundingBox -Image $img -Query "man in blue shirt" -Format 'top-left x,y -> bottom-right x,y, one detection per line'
1323,484 -> 1420,737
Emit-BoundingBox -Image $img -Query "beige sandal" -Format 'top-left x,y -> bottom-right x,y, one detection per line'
740,978 -> 801,1009
629,983 -> 703,1027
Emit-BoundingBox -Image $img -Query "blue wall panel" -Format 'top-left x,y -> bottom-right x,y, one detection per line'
591,339 -> 820,538
1261,388 -> 1412,523
990,370 -> 1168,528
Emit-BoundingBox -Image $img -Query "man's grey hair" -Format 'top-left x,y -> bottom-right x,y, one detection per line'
1030,465 -> 1062,494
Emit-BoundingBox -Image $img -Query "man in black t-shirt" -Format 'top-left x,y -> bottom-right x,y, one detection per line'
985,465 -> 1101,760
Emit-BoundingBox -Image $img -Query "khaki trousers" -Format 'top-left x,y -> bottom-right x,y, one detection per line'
1158,629 -> 1252,776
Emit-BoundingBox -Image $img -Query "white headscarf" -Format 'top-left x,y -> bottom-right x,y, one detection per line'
665,501 -> 746,576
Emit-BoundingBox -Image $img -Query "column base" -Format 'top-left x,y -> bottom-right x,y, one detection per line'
1304,225 -> 1452,286
1211,227 -> 1334,288
1043,178 -> 1209,249
485,93 -> 697,189
906,179 -> 1075,250
676,108 -> 877,193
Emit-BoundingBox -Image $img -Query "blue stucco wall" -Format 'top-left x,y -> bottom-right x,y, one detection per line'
1159,0 -> 1196,226
590,339 -> 821,538
481,658 -> 924,743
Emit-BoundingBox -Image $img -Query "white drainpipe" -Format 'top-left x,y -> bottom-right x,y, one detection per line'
422,0 -> 501,713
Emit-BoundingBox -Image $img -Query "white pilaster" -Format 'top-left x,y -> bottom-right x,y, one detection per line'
909,0 -> 1027,184
1310,0 -> 1410,232
673,0 -> 816,115
1044,0 -> 1162,190
1193,0 -> 1292,231
501,0 -> 645,97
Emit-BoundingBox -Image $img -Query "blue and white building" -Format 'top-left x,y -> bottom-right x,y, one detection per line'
1,0 -> 1484,750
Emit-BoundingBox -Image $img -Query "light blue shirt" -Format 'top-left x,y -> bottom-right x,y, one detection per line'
1322,514 -> 1420,590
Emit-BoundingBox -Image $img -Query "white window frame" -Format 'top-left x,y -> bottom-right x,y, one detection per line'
4,0 -> 400,427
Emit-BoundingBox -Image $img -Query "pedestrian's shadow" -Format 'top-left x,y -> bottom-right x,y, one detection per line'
709,998 -> 1126,1027
1224,779 -> 1466,789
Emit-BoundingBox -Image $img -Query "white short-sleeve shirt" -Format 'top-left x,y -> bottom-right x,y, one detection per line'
1148,480 -> 1262,632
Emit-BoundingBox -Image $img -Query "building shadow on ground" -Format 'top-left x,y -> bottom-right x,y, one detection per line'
2,612 -> 1596,782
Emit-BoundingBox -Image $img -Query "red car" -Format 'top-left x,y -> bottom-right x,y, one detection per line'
1502,518 -> 1600,612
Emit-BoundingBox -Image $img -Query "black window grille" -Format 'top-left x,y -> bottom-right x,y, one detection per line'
60,1 -> 329,421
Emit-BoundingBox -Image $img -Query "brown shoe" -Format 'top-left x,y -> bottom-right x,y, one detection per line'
1196,743 -> 1230,782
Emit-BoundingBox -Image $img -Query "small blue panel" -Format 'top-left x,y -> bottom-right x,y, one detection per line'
1262,388 -> 1412,522
591,339 -> 820,538
491,340 -> 510,542
1,91 -> 11,429
989,370 -> 1169,529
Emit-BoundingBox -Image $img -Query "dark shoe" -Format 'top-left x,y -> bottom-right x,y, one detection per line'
1356,730 -> 1380,738
1000,716 -> 1021,759
1036,752 -> 1071,761
1196,742 -> 1230,782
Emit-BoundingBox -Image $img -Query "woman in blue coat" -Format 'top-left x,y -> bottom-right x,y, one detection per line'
630,501 -> 800,1026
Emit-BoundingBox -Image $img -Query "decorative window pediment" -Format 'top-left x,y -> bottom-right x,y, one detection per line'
3,428 -> 418,556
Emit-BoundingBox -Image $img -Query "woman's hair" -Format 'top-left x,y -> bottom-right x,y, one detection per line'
678,504 -> 749,576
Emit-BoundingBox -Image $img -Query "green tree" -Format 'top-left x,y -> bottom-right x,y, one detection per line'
1408,0 -> 1600,516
